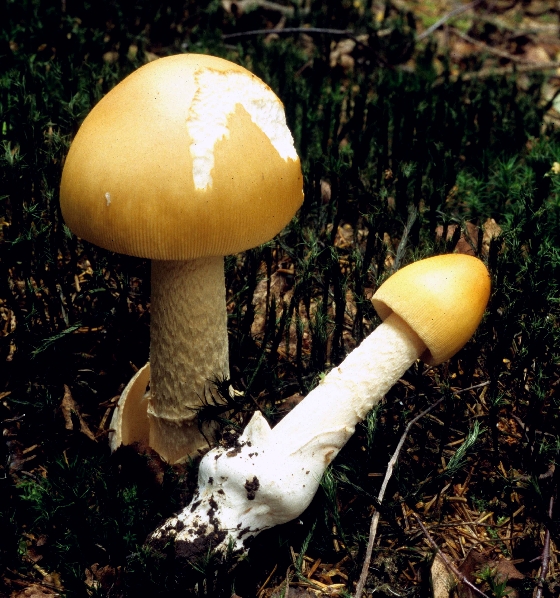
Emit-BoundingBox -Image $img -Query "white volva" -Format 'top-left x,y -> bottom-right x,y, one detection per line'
148,313 -> 426,553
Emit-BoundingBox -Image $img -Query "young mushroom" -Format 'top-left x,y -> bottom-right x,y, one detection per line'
147,253 -> 490,562
59,54 -> 303,463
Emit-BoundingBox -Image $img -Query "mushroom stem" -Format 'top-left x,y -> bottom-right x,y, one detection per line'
148,257 -> 229,463
270,312 -> 426,462
147,312 -> 426,558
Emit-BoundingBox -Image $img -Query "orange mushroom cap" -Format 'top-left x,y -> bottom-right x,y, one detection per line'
372,254 -> 491,365
60,54 -> 303,261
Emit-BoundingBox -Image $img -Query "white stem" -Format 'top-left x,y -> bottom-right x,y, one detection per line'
148,257 -> 229,463
148,312 -> 426,556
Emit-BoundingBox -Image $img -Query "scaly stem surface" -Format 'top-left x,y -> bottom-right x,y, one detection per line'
149,257 -> 229,463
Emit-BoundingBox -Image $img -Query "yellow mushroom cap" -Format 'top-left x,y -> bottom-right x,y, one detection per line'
60,54 -> 303,260
371,254 -> 491,365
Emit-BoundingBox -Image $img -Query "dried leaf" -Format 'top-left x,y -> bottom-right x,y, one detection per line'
487,558 -> 524,583
456,550 -> 485,598
251,269 -> 292,339
523,45 -> 551,64
269,588 -> 316,598
84,563 -> 121,592
10,584 -> 59,598
60,385 -> 96,442
330,39 -> 356,70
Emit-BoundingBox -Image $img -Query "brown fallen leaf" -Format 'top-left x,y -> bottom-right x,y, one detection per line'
330,39 -> 356,70
482,558 -> 524,598
456,549 -> 486,598
84,563 -> 121,593
276,393 -> 305,415
522,45 -> 552,64
3,419 -> 38,474
453,549 -> 524,598
251,269 -> 293,339
482,217 -> 501,241
435,219 -> 501,257
10,583 -> 59,598
435,222 -> 477,256
268,588 -> 316,597
102,50 -> 119,64
60,385 -> 96,442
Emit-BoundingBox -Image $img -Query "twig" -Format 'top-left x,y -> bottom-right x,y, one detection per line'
535,496 -> 554,598
2,414 -> 26,424
223,27 -> 353,40
222,26 -> 377,55
61,384 -> 97,442
257,563 -> 277,597
285,565 -> 291,598
416,0 -> 483,43
354,396 -> 445,597
473,13 -> 558,36
510,462 -> 555,482
511,414 -> 556,440
456,61 -> 560,82
455,381 -> 490,394
412,512 -> 491,598
450,27 -> 538,64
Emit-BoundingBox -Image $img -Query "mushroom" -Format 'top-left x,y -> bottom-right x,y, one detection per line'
59,54 -> 303,463
147,253 -> 490,560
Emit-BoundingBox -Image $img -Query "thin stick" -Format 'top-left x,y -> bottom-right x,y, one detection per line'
412,513 -> 491,598
456,61 -> 560,82
284,565 -> 291,598
450,28 -> 537,64
257,563 -> 277,597
222,26 -> 385,61
535,496 -> 554,598
416,0 -> 483,43
223,27 -> 353,40
354,396 -> 445,597
456,381 -> 490,393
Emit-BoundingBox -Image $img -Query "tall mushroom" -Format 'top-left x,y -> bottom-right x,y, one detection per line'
59,54 -> 303,463
147,254 -> 491,561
